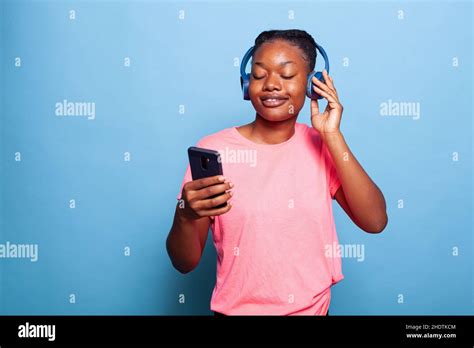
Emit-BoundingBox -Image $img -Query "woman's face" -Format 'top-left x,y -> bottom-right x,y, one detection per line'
248,39 -> 309,123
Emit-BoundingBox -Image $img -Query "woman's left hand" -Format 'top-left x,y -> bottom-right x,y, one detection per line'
310,69 -> 344,138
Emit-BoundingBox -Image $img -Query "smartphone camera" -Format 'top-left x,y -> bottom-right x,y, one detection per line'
200,156 -> 210,170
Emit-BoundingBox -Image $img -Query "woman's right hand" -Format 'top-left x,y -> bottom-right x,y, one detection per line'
178,175 -> 233,220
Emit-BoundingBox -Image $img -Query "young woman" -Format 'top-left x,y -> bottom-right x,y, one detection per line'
166,29 -> 388,316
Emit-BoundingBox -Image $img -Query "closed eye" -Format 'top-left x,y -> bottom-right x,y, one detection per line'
252,74 -> 296,80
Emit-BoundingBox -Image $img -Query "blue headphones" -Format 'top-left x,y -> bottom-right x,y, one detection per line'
239,42 -> 330,100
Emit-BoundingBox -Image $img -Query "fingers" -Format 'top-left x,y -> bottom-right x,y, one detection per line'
311,98 -> 320,115
313,85 -> 339,104
194,182 -> 233,201
199,201 -> 233,217
188,175 -> 225,190
322,70 -> 338,97
182,177 -> 234,218
184,180 -> 232,201
312,71 -> 339,100
193,190 -> 233,210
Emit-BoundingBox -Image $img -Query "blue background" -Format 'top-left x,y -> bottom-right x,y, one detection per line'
0,0 -> 472,315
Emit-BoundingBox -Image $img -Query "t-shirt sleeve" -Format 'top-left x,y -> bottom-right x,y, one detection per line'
322,142 -> 342,199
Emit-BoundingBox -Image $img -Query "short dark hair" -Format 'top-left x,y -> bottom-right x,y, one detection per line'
253,29 -> 317,73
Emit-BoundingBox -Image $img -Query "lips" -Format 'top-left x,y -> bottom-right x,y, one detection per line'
260,95 -> 289,108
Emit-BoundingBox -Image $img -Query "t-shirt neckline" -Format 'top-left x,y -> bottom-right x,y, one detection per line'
231,123 -> 300,148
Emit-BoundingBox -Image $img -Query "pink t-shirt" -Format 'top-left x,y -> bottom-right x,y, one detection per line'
177,122 -> 344,315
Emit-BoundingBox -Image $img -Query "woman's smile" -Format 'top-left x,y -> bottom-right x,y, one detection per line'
260,94 -> 290,108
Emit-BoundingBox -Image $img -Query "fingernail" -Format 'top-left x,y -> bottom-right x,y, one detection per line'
218,176 -> 225,181
229,191 -> 233,196
229,182 -> 234,188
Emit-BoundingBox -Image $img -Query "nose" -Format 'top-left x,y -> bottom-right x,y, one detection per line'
262,73 -> 282,91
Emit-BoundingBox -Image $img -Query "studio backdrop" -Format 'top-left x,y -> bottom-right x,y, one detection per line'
0,0 -> 472,315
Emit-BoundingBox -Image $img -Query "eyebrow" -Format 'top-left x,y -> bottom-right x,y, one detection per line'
254,61 -> 295,68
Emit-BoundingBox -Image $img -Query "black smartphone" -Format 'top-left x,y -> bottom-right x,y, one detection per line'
188,146 -> 226,209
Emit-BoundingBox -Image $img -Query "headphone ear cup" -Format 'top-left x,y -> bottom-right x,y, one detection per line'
314,71 -> 323,82
307,71 -> 324,100
306,71 -> 315,99
241,75 -> 250,100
